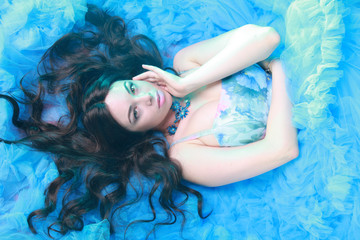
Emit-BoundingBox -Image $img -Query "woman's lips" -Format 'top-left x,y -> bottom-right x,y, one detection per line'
157,90 -> 165,108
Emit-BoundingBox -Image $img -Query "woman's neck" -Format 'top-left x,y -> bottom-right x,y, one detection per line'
155,97 -> 189,136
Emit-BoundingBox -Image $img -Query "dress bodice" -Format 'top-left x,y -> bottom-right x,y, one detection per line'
170,64 -> 272,147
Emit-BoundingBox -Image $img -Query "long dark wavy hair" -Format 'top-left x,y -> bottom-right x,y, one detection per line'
0,5 -> 208,239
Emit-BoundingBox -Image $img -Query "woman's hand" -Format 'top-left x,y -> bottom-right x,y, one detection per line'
258,57 -> 278,75
132,65 -> 191,98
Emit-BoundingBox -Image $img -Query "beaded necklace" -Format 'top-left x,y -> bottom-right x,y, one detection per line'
167,99 -> 190,135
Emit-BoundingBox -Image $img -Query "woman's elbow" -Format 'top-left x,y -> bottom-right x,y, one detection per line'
257,26 -> 280,59
266,27 -> 281,46
288,143 -> 299,160
285,140 -> 299,162
273,138 -> 299,163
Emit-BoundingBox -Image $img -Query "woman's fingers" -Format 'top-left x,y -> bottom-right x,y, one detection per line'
142,64 -> 160,72
133,71 -> 158,80
142,64 -> 169,77
133,64 -> 166,81
135,65 -> 184,97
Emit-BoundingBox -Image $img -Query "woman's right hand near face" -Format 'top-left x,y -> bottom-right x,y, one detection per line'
132,64 -> 192,98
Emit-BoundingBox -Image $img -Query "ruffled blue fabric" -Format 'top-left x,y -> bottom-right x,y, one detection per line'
1,0 -> 360,239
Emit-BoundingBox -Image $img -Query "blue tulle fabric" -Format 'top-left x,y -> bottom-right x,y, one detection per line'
1,0 -> 359,239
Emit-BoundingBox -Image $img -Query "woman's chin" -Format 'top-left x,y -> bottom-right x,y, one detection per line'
162,90 -> 173,107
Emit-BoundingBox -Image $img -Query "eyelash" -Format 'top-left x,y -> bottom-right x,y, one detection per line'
129,83 -> 139,121
130,83 -> 136,94
134,107 -> 139,120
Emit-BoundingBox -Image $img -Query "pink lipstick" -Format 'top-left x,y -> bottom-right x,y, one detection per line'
157,90 -> 165,108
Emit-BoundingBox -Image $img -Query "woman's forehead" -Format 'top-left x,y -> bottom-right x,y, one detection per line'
107,82 -> 127,100
110,80 -> 126,90
105,83 -> 129,127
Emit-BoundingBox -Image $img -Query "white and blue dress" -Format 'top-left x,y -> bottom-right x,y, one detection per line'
171,64 -> 272,148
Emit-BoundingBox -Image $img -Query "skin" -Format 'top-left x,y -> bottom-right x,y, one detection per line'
106,25 -> 299,187
104,80 -> 174,132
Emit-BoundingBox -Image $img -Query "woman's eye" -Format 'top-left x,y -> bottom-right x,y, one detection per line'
130,83 -> 136,94
133,107 -> 139,120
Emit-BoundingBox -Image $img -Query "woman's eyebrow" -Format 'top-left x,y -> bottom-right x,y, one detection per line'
123,82 -> 132,124
123,81 -> 130,94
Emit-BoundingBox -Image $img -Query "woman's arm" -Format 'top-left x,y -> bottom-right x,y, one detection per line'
264,60 -> 298,147
170,60 -> 298,187
133,25 -> 280,97
174,24 -> 280,93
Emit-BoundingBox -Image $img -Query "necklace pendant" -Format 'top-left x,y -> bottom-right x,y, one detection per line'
167,99 -> 190,136
167,124 -> 177,136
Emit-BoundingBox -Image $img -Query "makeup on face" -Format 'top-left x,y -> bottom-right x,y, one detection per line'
157,89 -> 165,108
105,80 -> 172,132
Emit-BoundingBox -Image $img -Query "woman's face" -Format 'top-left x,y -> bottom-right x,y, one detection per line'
105,80 -> 173,132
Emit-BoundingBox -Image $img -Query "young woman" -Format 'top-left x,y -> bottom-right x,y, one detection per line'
108,25 -> 298,187
1,1 -> 358,239
0,4 -> 297,237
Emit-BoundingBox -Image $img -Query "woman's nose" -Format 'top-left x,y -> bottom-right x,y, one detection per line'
137,92 -> 153,106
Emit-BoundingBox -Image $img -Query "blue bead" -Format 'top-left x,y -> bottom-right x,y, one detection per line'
167,124 -> 177,135
167,99 -> 190,135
